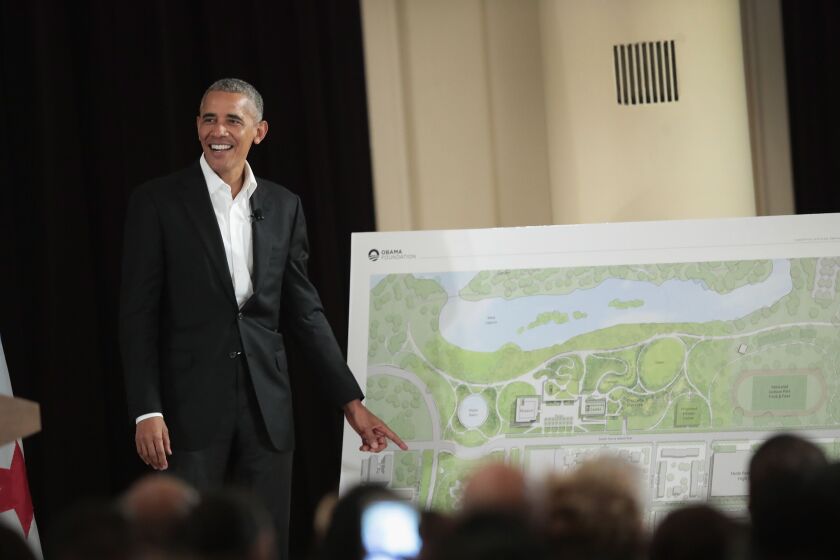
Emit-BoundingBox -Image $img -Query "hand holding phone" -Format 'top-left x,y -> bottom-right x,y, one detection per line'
361,500 -> 422,560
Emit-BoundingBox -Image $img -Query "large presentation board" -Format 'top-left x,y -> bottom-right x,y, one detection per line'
340,214 -> 840,521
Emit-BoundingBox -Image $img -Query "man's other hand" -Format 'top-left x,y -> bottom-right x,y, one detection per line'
343,399 -> 408,453
135,416 -> 172,470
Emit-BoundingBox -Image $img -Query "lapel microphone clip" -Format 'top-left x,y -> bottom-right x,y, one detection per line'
250,209 -> 265,222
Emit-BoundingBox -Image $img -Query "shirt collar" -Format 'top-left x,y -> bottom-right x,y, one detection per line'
199,154 -> 258,199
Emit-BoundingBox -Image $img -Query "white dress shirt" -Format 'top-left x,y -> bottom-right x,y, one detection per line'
136,156 -> 258,424
200,154 -> 258,308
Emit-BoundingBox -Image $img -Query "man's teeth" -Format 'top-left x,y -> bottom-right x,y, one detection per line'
210,144 -> 233,151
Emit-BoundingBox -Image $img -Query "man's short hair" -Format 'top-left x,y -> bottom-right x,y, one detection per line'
200,78 -> 264,121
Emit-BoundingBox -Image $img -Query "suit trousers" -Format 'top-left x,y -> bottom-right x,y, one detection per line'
168,356 -> 293,560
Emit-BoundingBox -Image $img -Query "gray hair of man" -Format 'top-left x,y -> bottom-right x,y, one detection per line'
200,78 -> 265,122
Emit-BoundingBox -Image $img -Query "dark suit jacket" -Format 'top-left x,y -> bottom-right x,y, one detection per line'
119,162 -> 363,451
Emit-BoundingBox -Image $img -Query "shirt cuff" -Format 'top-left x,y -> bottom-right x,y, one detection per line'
136,412 -> 164,424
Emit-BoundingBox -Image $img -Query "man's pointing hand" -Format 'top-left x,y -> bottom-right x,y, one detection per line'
343,399 -> 408,453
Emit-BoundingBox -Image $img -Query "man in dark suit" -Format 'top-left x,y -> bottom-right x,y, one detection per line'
119,78 -> 405,558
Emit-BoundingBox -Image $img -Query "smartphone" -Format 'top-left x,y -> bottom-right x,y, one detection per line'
361,500 -> 422,560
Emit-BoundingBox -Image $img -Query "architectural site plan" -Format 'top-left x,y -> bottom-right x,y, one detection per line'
340,214 -> 840,521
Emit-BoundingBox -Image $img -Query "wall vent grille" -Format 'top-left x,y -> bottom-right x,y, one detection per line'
613,40 -> 679,105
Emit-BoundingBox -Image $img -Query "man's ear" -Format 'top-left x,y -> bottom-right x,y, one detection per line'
254,120 -> 269,145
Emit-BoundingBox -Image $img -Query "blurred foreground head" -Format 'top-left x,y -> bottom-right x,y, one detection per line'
748,433 -> 827,557
427,511 -> 548,560
0,524 -> 36,560
543,456 -> 645,560
47,499 -> 136,560
177,490 -> 275,560
800,462 -> 840,560
462,462 -> 528,515
317,484 -> 397,560
120,473 -> 199,549
649,505 -> 746,560
749,433 -> 827,510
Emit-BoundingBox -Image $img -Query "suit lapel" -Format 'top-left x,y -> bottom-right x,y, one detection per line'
178,165 -> 237,306
248,181 -> 275,297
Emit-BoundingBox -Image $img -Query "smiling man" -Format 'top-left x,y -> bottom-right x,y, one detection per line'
197,88 -> 267,195
119,78 -> 405,560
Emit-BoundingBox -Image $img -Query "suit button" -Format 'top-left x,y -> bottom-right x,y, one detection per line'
228,351 -> 239,359
237,312 -> 244,320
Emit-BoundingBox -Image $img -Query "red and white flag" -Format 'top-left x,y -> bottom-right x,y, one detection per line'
0,337 -> 42,558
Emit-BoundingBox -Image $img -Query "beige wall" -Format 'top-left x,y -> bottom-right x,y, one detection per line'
362,0 -> 791,231
540,0 -> 756,224
362,0 -> 552,231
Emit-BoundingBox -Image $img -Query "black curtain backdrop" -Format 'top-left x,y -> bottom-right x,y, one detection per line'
0,1 -> 374,556
782,0 -> 840,213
